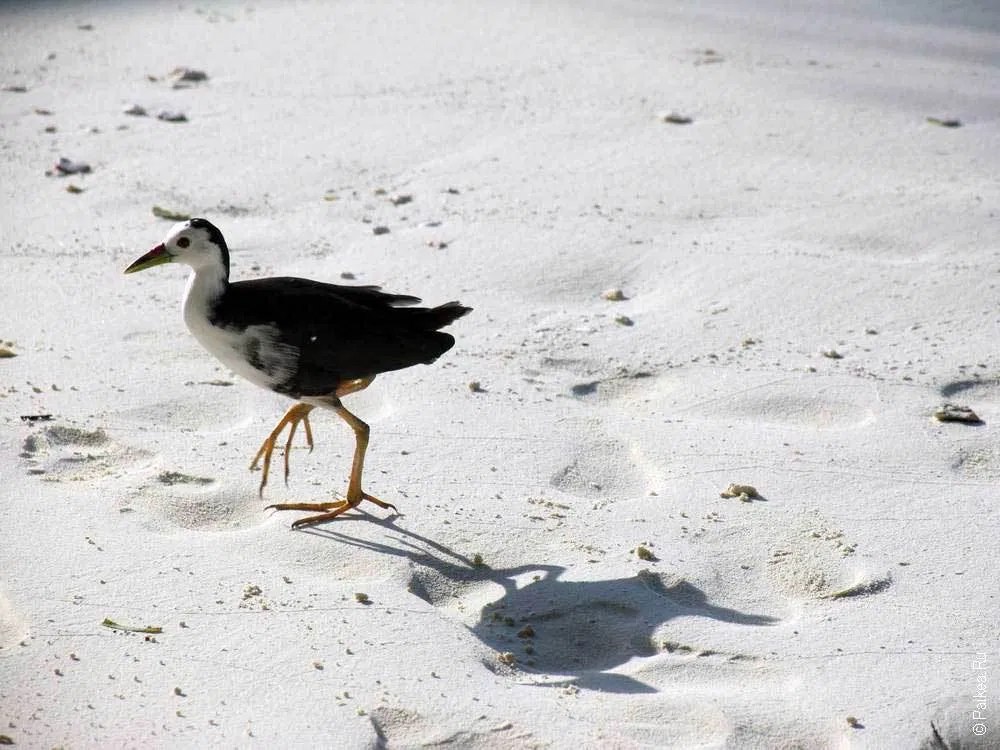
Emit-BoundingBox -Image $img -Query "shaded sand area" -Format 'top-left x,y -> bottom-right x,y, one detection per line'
2,0 -> 999,746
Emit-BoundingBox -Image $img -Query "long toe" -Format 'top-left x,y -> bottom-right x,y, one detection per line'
361,492 -> 398,513
288,499 -> 360,528
257,441 -> 277,496
290,511 -> 348,529
265,501 -> 348,513
249,434 -> 272,471
251,402 -> 316,495
302,414 -> 315,452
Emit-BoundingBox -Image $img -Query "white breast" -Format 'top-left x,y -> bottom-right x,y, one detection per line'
182,269 -> 298,391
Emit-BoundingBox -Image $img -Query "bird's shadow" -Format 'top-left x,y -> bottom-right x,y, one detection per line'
299,515 -> 778,694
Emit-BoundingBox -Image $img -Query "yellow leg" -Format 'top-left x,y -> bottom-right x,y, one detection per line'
334,377 -> 375,399
249,402 -> 315,496
266,379 -> 397,528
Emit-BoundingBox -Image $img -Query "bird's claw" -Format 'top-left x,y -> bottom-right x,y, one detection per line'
249,403 -> 316,495
266,492 -> 397,528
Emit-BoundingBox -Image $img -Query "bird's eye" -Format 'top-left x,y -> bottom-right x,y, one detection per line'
177,237 -> 191,249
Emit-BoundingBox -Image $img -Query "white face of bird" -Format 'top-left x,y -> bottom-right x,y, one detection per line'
124,219 -> 228,275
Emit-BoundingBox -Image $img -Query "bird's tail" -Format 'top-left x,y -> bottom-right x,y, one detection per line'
425,301 -> 472,330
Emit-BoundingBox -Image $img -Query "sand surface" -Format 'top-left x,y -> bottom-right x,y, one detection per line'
2,0 -> 999,747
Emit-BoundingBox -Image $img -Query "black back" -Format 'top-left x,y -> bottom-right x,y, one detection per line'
211,277 -> 471,398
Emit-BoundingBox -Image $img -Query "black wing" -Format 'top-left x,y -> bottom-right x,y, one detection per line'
213,277 -> 471,397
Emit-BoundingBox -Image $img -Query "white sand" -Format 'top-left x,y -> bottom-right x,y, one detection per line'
2,0 -> 999,747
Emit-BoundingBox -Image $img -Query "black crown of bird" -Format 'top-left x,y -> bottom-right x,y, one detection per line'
125,217 -> 471,527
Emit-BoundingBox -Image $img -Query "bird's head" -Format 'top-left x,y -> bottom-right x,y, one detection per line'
125,218 -> 230,277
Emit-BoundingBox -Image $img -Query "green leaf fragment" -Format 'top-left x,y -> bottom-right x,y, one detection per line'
102,617 -> 163,633
152,206 -> 192,221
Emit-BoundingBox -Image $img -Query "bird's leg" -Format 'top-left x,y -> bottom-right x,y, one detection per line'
276,402 -> 397,528
334,376 -> 375,399
249,402 -> 315,496
281,408 -> 315,484
267,380 -> 398,528
334,400 -> 397,510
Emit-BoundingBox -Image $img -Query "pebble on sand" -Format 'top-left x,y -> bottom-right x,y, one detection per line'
169,67 -> 209,88
933,403 -> 982,424
47,157 -> 91,176
156,109 -> 188,122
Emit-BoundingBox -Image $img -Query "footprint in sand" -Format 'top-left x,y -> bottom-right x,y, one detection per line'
764,511 -> 893,601
949,445 -> 1000,480
20,420 -> 261,530
522,358 -> 656,502
676,374 -> 879,430
548,440 -> 646,501
920,695 -> 997,749
113,393 -> 272,529
20,423 -> 151,482
123,460 -> 267,531
937,378 -> 1000,480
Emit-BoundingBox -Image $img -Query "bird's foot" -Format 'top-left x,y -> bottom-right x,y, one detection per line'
249,403 -> 315,495
266,492 -> 398,528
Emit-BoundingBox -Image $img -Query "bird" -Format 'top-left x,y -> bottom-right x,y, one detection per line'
124,218 -> 471,527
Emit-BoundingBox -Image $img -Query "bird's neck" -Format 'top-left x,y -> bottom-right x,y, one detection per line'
183,264 -> 229,329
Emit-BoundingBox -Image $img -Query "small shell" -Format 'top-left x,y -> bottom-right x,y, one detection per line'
720,483 -> 759,501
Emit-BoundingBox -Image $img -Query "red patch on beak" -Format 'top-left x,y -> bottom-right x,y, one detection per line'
124,243 -> 171,274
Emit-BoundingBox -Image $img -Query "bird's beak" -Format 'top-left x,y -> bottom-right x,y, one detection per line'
124,243 -> 172,274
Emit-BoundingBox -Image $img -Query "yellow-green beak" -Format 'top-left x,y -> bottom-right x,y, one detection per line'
124,243 -> 172,274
